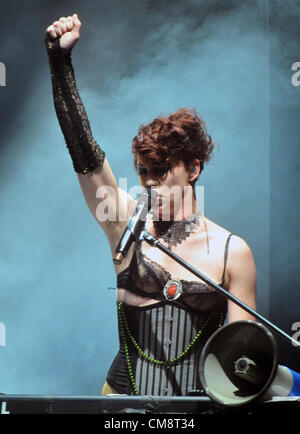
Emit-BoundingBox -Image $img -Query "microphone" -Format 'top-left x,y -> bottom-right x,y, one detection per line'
113,188 -> 157,265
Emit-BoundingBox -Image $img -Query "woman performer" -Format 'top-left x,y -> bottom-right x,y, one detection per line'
45,14 -> 257,396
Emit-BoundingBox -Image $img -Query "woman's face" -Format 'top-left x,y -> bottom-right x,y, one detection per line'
136,154 -> 198,220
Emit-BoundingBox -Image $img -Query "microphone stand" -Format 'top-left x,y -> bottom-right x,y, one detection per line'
141,230 -> 299,348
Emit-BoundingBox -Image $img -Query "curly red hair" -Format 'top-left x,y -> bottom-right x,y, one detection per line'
131,108 -> 214,174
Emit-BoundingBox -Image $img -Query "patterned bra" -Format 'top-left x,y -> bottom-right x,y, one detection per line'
116,232 -> 234,312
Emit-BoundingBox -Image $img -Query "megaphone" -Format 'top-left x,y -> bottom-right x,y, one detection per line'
199,320 -> 300,407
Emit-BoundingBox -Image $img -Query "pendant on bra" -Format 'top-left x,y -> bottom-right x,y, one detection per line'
163,280 -> 183,301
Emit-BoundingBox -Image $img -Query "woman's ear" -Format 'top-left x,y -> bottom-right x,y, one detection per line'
188,159 -> 201,182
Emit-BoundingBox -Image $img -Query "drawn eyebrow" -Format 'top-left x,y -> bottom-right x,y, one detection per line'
136,163 -> 171,178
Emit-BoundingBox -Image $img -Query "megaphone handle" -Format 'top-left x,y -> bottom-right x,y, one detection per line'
142,230 -> 299,347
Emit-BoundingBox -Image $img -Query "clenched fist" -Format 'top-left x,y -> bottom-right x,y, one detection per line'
46,13 -> 82,50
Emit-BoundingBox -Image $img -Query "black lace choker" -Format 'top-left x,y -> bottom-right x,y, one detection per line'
152,211 -> 202,249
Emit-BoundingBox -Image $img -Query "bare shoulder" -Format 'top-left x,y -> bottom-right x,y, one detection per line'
204,216 -> 253,255
204,216 -> 256,295
202,217 -> 256,321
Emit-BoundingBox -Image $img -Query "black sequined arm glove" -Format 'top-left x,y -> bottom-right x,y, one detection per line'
45,34 -> 105,174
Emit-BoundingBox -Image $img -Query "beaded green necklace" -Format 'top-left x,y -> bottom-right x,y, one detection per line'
118,302 -> 224,395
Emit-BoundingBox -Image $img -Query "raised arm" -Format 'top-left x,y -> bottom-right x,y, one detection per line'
45,14 -> 135,250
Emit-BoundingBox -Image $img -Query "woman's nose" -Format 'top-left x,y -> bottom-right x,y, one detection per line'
145,178 -> 159,187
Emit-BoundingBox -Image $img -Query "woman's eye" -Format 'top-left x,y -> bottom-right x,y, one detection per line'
137,164 -> 171,177
151,165 -> 171,177
153,169 -> 166,176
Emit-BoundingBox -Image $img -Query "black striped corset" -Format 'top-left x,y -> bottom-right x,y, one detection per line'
117,300 -> 225,396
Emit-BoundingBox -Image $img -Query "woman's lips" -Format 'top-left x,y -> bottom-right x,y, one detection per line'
152,195 -> 163,207
152,196 -> 172,217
